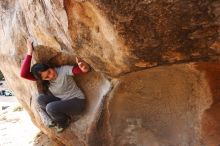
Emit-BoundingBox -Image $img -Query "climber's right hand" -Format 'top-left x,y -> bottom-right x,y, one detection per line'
26,37 -> 34,55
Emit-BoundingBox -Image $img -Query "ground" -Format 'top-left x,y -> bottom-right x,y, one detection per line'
0,81 -> 53,146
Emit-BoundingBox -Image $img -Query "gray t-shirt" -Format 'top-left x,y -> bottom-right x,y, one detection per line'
48,65 -> 85,100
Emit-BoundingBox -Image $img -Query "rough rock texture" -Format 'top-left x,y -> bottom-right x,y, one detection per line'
88,64 -> 212,146
0,0 -> 220,146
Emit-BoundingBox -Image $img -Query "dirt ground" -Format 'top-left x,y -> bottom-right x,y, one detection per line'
0,81 -> 53,146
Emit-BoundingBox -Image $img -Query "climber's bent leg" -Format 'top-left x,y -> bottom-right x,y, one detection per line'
46,98 -> 85,131
36,92 -> 61,127
37,92 -> 60,110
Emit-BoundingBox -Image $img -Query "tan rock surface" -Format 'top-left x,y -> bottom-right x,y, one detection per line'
0,0 -> 220,145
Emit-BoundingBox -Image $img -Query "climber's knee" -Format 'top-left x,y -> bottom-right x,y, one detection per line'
37,93 -> 60,110
46,102 -> 58,114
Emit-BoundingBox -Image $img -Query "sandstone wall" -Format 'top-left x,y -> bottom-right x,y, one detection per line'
0,0 -> 220,145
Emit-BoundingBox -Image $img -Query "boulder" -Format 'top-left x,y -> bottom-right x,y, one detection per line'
0,0 -> 220,145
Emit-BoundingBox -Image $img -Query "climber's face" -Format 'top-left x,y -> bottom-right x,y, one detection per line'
40,68 -> 57,81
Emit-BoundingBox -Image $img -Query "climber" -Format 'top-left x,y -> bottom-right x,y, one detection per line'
20,38 -> 90,133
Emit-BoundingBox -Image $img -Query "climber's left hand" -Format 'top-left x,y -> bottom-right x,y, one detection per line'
76,57 -> 90,73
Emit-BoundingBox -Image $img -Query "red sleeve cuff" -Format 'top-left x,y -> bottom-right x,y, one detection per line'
72,66 -> 83,75
26,54 -> 32,58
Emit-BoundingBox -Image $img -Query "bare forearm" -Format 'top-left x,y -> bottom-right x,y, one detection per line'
27,38 -> 34,55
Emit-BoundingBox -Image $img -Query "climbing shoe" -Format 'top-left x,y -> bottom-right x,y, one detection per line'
48,121 -> 56,128
55,119 -> 70,133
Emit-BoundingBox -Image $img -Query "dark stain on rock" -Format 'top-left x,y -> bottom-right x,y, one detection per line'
93,0 -> 219,66
195,61 -> 220,145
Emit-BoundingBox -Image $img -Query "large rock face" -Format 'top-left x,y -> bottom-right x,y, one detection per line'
0,0 -> 220,145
